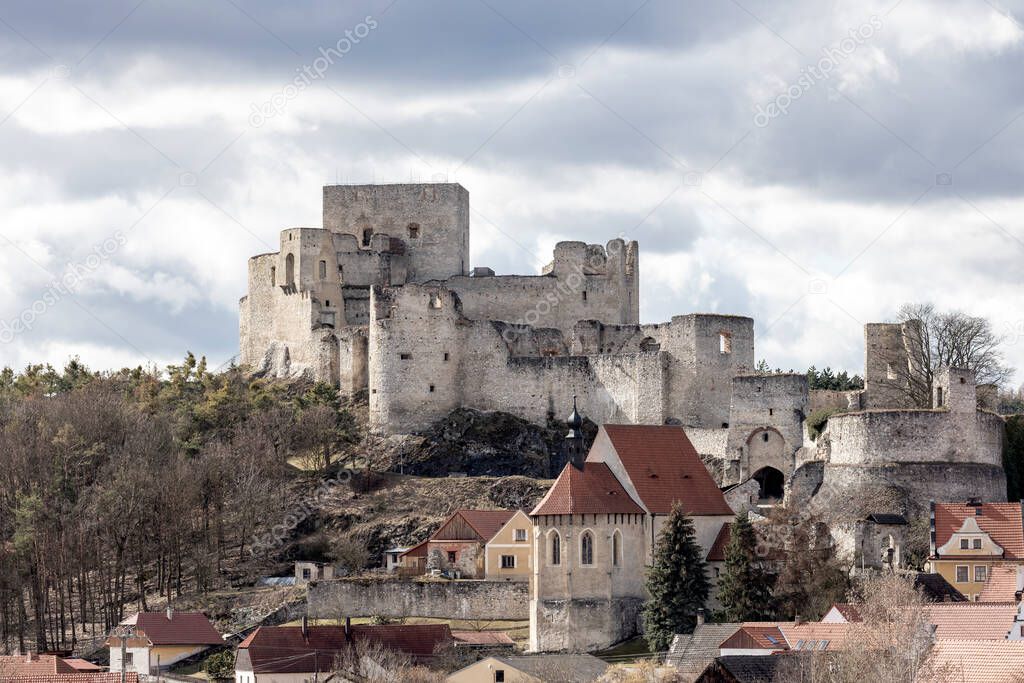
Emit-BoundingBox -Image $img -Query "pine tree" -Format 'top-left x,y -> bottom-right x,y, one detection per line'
717,513 -> 775,621
642,503 -> 710,651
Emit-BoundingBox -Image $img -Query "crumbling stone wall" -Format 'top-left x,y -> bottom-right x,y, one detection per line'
307,578 -> 528,621
725,374 -> 808,483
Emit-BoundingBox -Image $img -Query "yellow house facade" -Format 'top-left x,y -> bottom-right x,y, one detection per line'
928,501 -> 1024,601
484,511 -> 533,581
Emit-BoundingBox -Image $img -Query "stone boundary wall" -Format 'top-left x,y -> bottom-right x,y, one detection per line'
306,579 -> 529,621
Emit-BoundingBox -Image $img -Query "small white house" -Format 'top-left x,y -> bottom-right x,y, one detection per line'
383,547 -> 409,573
108,608 -> 224,675
294,561 -> 336,584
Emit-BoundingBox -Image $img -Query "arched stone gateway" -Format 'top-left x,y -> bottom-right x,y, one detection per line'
752,466 -> 785,503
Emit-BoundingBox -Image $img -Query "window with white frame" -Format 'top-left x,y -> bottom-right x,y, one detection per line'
550,531 -> 561,566
975,565 -> 988,582
956,565 -> 969,583
501,555 -> 515,569
973,538 -> 982,549
515,528 -> 527,542
960,538 -> 970,550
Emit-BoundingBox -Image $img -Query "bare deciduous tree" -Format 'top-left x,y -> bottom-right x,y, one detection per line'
892,303 -> 1014,407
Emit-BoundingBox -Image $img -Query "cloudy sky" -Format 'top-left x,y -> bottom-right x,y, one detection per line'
1,0 -> 1022,383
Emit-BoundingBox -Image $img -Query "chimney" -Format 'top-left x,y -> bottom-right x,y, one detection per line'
794,613 -> 803,626
166,605 -> 173,621
696,608 -> 705,626
301,615 -> 308,641
344,617 -> 352,643
564,396 -> 586,470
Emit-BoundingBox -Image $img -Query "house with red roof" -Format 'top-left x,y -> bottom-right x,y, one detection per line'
529,404 -> 736,652
0,654 -> 121,682
107,608 -> 224,676
928,500 -> 1024,601
234,620 -> 451,683
398,509 -> 529,580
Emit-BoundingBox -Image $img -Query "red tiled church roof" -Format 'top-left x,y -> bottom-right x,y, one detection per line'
531,462 -> 644,516
934,502 -> 1024,559
602,425 -> 734,516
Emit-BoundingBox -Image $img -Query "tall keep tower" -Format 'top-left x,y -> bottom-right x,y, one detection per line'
323,183 -> 469,283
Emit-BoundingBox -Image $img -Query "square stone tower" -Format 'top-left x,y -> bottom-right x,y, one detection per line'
323,183 -> 469,283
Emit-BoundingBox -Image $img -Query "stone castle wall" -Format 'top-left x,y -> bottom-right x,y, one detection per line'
307,578 -> 528,621
726,373 -> 808,480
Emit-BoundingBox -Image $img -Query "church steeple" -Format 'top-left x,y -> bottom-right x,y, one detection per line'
565,395 -> 585,470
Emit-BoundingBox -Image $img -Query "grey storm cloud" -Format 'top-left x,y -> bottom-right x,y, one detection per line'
0,0 -> 1022,381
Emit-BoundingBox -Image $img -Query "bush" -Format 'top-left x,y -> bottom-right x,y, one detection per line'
806,407 -> 840,441
203,650 -> 235,681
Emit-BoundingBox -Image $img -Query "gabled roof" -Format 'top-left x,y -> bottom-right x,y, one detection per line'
431,510 -> 517,543
0,655 -> 76,676
531,462 -> 644,516
492,654 -> 609,682
933,502 -> 1024,559
667,623 -> 741,672
924,602 -> 1019,640
980,564 -> 1022,603
112,612 -> 223,646
601,425 -> 733,516
720,625 -> 788,651
60,660 -> 101,673
913,572 -> 967,602
926,639 -> 1024,683
238,624 -> 452,673
705,655 -> 781,683
822,603 -> 862,623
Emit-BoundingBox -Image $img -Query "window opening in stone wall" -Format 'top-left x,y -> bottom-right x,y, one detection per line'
612,530 -> 621,567
720,331 -> 732,354
443,352 -> 450,361
400,353 -> 411,360
447,551 -> 456,563
429,384 -> 435,393
270,266 -> 276,286
550,531 -> 561,565
582,290 -> 587,302
762,432 -> 770,443
937,387 -> 944,407
319,260 -> 326,279
362,228 -> 373,246
430,293 -> 443,309
325,300 -> 331,307
769,408 -> 774,416
407,222 -> 420,238
580,531 -> 594,565
887,363 -> 897,380
285,253 -> 295,286
960,377 -> 966,384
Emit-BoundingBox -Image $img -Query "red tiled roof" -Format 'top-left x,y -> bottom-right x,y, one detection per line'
111,612 -> 223,646
60,660 -> 101,673
720,625 -> 788,650
601,425 -> 734,516
778,623 -> 852,650
239,624 -> 452,673
925,602 -> 1019,640
926,639 -> 1024,682
980,564 -> 1021,603
433,510 -> 517,542
933,503 -> 1024,559
0,655 -> 76,676
706,523 -> 730,562
531,462 -> 644,516
823,604 -> 862,623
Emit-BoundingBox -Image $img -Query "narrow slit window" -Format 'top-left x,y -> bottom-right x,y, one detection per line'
319,260 -> 327,279
720,331 -> 732,354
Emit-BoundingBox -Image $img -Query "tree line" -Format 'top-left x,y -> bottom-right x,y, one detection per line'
0,356 -> 356,654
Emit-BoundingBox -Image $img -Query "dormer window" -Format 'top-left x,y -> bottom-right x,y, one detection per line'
960,538 -> 970,550
973,538 -> 982,549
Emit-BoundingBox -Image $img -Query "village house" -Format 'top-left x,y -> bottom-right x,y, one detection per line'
0,654 -> 123,681
383,547 -> 409,572
234,620 -> 452,683
979,564 -> 1024,602
294,561 -> 336,585
445,653 -> 610,683
107,608 -> 224,676
529,409 -> 736,652
928,500 -> 1024,601
398,509 -> 531,580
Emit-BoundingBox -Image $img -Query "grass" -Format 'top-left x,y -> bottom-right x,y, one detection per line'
593,636 -> 656,663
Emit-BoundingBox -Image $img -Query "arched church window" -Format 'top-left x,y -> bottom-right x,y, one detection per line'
549,530 -> 561,566
612,530 -> 622,567
285,253 -> 295,286
580,530 -> 594,566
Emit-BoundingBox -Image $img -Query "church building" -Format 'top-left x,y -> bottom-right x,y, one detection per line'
529,402 -> 736,652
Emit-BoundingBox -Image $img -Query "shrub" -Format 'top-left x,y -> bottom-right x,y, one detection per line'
806,407 -> 840,441
203,650 -> 235,681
